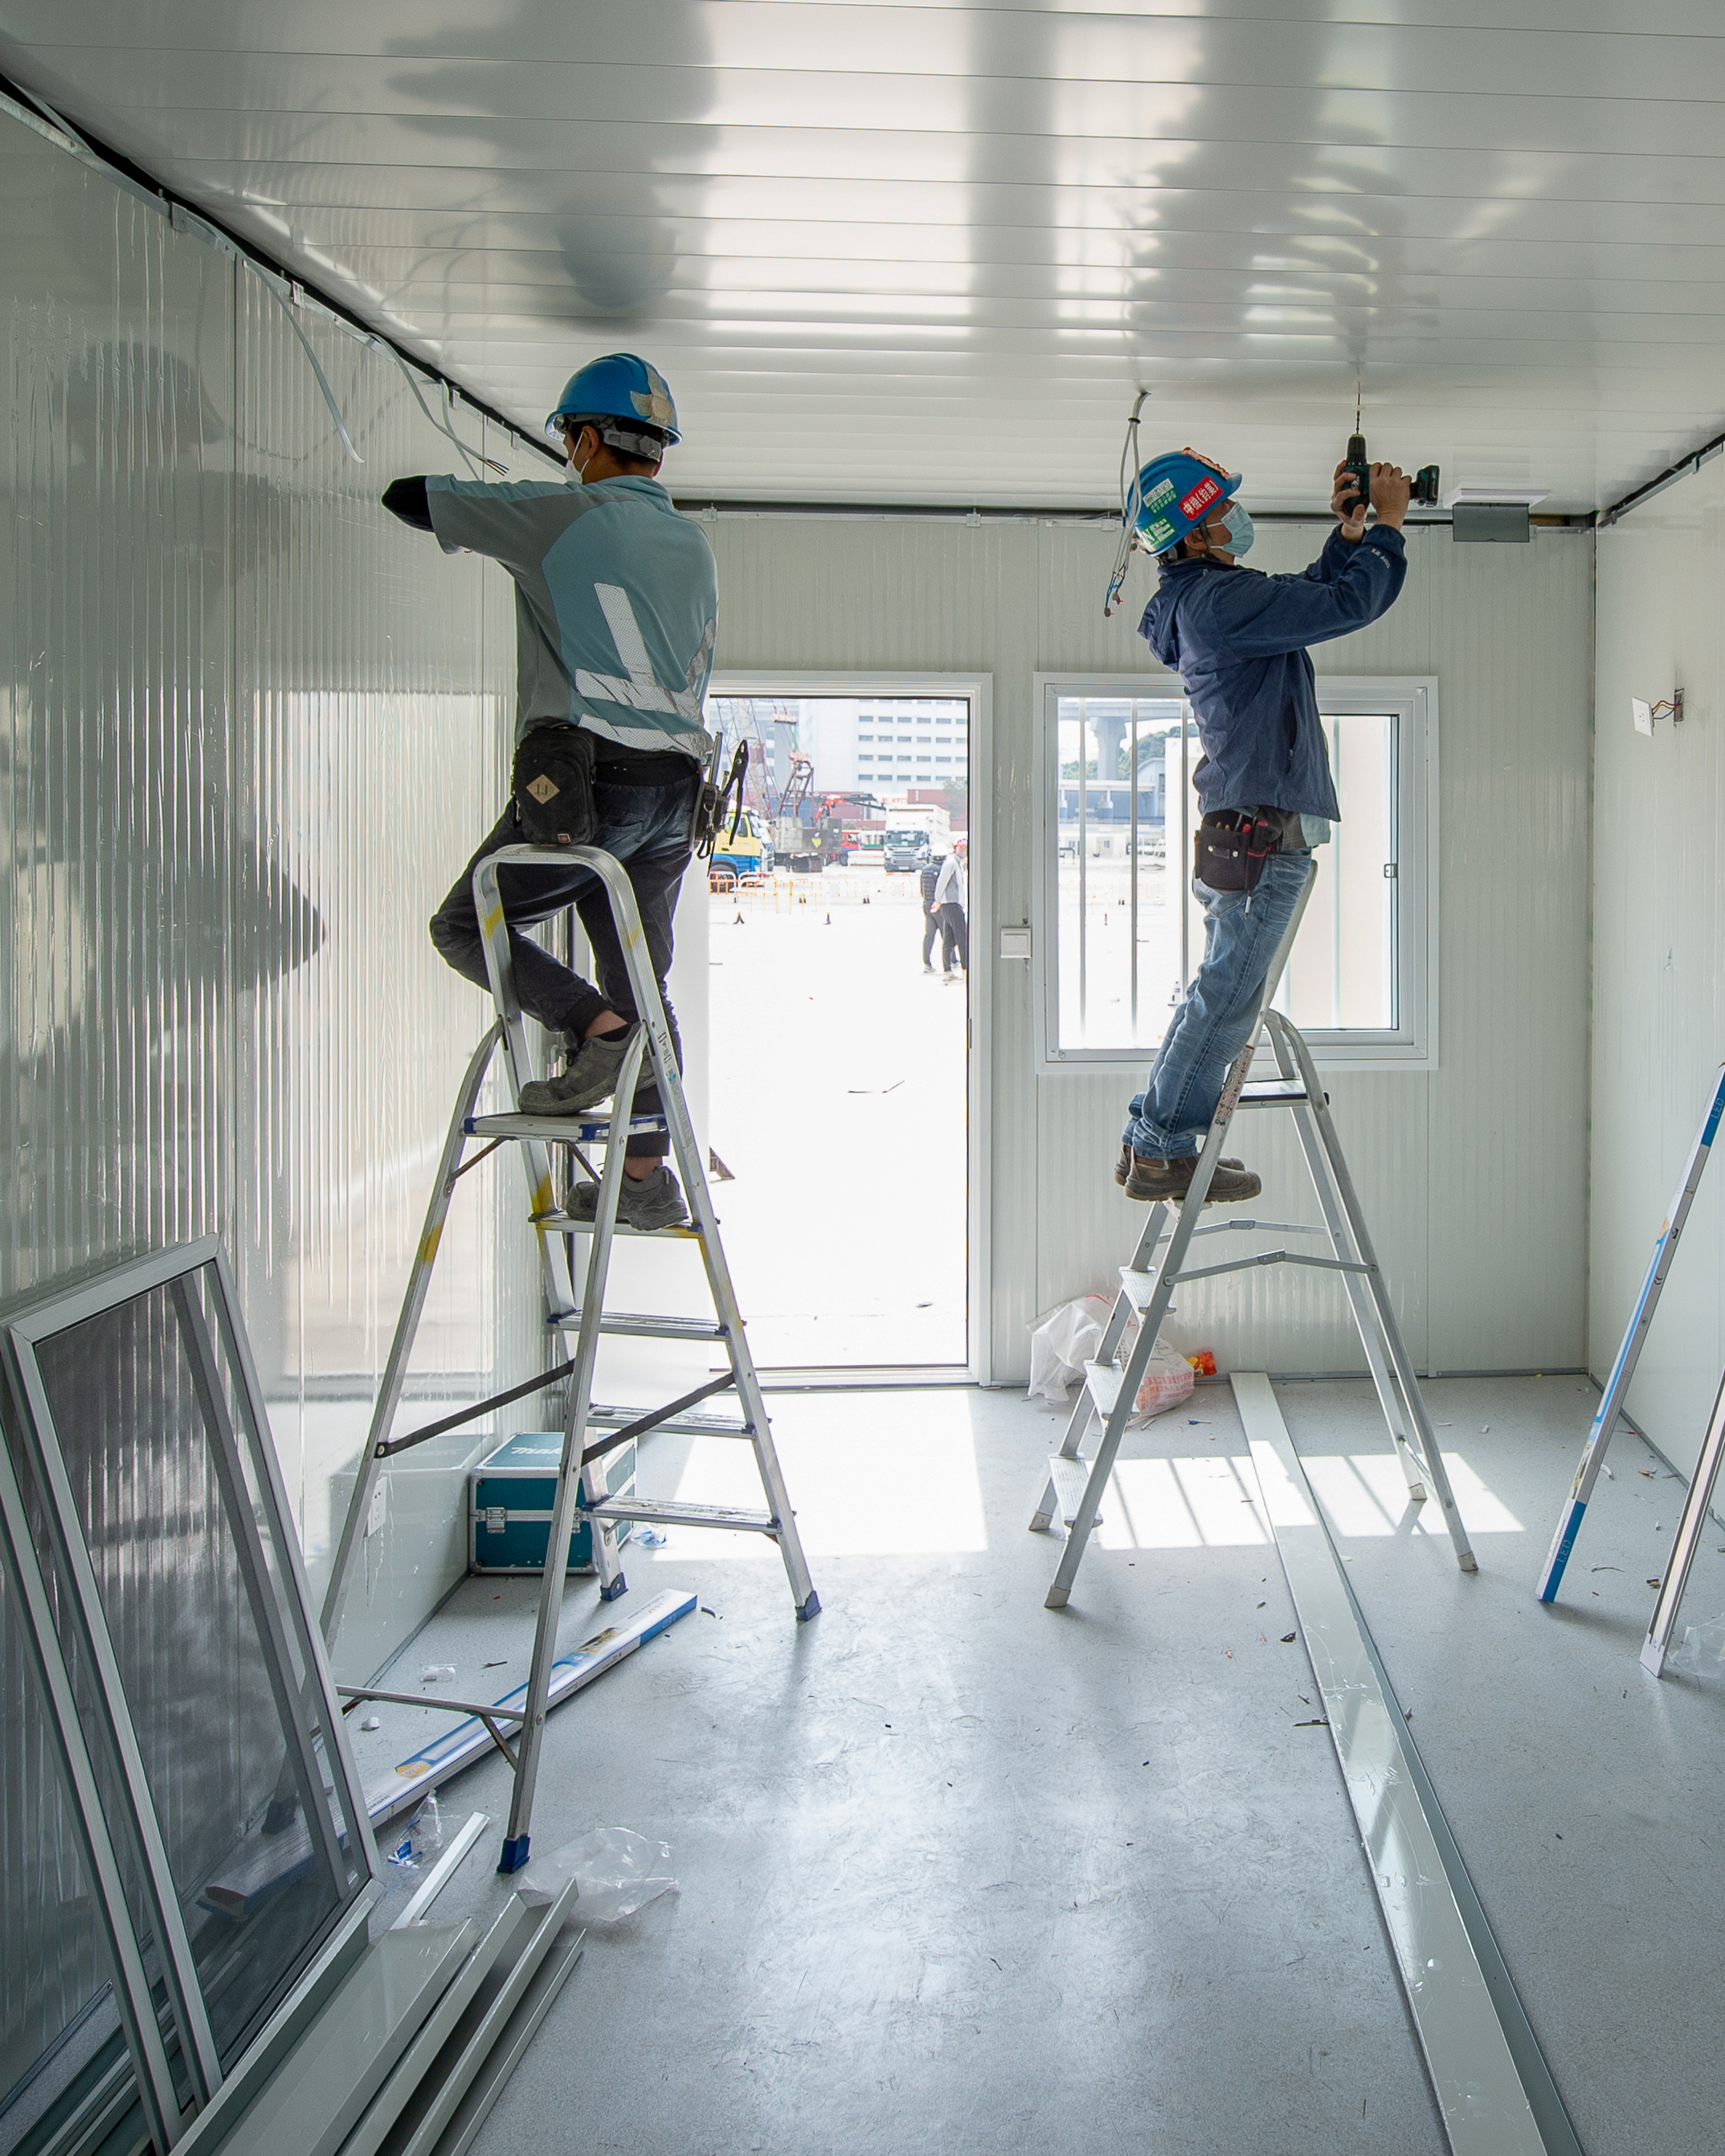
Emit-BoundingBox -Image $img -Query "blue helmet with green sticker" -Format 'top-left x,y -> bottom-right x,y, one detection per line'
546,353 -> 681,457
1131,451 -> 1241,553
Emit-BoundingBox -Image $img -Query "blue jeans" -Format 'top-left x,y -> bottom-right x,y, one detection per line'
1122,850 -> 1316,1162
430,772 -> 697,1157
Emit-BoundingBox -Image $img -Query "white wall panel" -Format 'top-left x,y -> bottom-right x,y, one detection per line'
0,105 -> 542,1694
709,513 -> 1593,1380
1592,466 -> 1725,1479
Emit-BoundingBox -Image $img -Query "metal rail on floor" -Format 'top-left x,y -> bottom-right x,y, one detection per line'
1235,1374 -> 1583,2156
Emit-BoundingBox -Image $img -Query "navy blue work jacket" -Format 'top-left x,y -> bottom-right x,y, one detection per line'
1138,525 -> 1407,821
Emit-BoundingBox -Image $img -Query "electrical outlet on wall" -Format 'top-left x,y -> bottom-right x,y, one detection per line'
366,1476 -> 389,1538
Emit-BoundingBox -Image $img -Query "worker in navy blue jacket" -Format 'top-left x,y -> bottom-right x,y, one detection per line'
1117,447 -> 1412,1206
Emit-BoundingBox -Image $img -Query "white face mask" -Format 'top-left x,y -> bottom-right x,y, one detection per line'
1220,500 -> 1255,556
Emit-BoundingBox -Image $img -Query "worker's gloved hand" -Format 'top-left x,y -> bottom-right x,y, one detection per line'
382,476 -> 433,532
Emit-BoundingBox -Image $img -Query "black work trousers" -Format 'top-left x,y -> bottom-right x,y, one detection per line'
939,902 -> 968,973
429,770 -> 696,1158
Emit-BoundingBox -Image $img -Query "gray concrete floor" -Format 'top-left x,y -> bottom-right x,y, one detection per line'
349,1377 -> 1725,2155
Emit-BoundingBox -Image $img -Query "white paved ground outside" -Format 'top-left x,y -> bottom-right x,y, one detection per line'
705,863 -> 967,1367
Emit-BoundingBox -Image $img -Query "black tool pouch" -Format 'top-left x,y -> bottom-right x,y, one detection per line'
512,726 -> 597,847
1194,811 -> 1277,892
694,740 -> 749,860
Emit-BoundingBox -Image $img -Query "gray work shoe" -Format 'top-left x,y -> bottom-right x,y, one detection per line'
568,1166 -> 689,1231
1113,1144 -> 1242,1187
519,1024 -> 640,1116
1123,1153 -> 1261,1205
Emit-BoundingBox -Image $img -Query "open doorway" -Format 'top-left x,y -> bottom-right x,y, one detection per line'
701,688 -> 975,1373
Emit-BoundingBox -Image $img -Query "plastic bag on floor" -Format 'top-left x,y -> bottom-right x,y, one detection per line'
1028,1295 -> 1114,1404
1130,1337 -> 1196,1418
1675,1615 -> 1725,1680
517,1827 -> 678,1922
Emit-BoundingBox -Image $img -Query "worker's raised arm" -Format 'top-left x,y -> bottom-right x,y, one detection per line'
1196,525 -> 1407,659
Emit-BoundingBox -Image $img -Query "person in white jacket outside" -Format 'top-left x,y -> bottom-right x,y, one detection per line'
933,835 -> 968,978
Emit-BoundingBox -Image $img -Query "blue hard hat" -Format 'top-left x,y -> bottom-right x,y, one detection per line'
546,353 -> 681,454
1130,451 -> 1240,553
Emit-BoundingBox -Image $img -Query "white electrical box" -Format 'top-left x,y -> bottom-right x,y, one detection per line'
999,926 -> 1032,960
366,1476 -> 389,1538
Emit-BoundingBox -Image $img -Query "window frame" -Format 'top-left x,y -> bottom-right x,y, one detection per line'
1033,672 -> 1438,1075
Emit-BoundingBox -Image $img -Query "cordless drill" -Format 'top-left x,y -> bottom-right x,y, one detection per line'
1340,434 -> 1440,521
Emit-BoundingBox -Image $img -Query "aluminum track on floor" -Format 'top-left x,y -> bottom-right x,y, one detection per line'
1232,1374 -> 1584,2156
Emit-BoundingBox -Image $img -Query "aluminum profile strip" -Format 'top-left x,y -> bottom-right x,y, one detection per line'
1232,1374 -> 1581,2156
344,1897 -> 533,2156
403,1908 -> 586,2156
393,1815 -> 492,1930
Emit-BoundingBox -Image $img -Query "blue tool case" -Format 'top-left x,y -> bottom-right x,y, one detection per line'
468,1430 -> 636,1574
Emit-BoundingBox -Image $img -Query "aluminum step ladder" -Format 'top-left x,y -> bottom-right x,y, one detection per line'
323,843 -> 818,1873
1030,877 -> 1475,1607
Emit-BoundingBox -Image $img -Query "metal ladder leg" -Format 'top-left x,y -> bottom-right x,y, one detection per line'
498,1028 -> 647,1873
1030,1206 -> 1167,1533
608,860 -> 821,1619
321,1023 -> 502,1650
1044,1060 -> 1253,1610
1263,1017 -> 1427,1503
1270,1015 -> 1476,1573
1039,871 -> 1316,1608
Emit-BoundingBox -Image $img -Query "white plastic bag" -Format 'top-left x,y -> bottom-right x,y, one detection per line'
1131,1337 -> 1196,1418
1028,1295 -> 1114,1404
1675,1614 -> 1725,1680
517,1827 -> 678,1922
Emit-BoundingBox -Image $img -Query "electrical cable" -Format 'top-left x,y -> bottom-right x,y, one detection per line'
1103,390 -> 1150,619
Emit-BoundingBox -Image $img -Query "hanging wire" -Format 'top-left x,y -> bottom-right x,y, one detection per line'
261,275 -> 366,463
1103,390 -> 1150,619
380,346 -> 508,477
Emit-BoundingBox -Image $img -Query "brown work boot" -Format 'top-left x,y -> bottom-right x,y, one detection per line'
1123,1153 -> 1261,1205
1114,1145 -> 1244,1187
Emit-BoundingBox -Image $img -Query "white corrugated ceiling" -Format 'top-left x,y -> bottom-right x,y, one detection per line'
3,1 -> 1723,511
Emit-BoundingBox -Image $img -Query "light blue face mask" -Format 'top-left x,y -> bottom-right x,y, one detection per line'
1219,497 -> 1254,557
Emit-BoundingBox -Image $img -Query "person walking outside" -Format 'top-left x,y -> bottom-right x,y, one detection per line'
1117,447 -> 1412,1205
918,850 -> 943,971
934,835 -> 968,978
382,353 -> 715,1231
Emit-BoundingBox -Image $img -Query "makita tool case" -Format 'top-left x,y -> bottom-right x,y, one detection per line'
468,1430 -> 636,1574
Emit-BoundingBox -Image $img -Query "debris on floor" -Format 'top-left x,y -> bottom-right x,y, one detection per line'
517,1827 -> 678,1922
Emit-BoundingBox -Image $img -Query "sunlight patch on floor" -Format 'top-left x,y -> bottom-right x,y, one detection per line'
1093,1455 -> 1270,1549
1300,1452 -> 1525,1537
645,1411 -> 987,1559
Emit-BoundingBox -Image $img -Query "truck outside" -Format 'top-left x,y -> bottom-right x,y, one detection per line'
882,805 -> 952,872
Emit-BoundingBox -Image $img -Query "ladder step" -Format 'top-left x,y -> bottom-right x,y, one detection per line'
1235,1079 -> 1309,1107
1048,1452 -> 1093,1529
552,1311 -> 726,1343
583,1497 -> 778,1535
585,1400 -> 751,1438
535,1211 -> 704,1241
468,1111 -> 668,1144
1118,1267 -> 1159,1312
1083,1361 -> 1126,1415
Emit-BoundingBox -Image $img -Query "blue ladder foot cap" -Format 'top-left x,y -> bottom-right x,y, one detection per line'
795,1591 -> 821,1622
599,1573 -> 628,1603
497,1835 -> 530,1875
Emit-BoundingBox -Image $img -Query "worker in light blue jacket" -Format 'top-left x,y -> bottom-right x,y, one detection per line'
384,353 -> 715,1232
1117,447 -> 1412,1207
